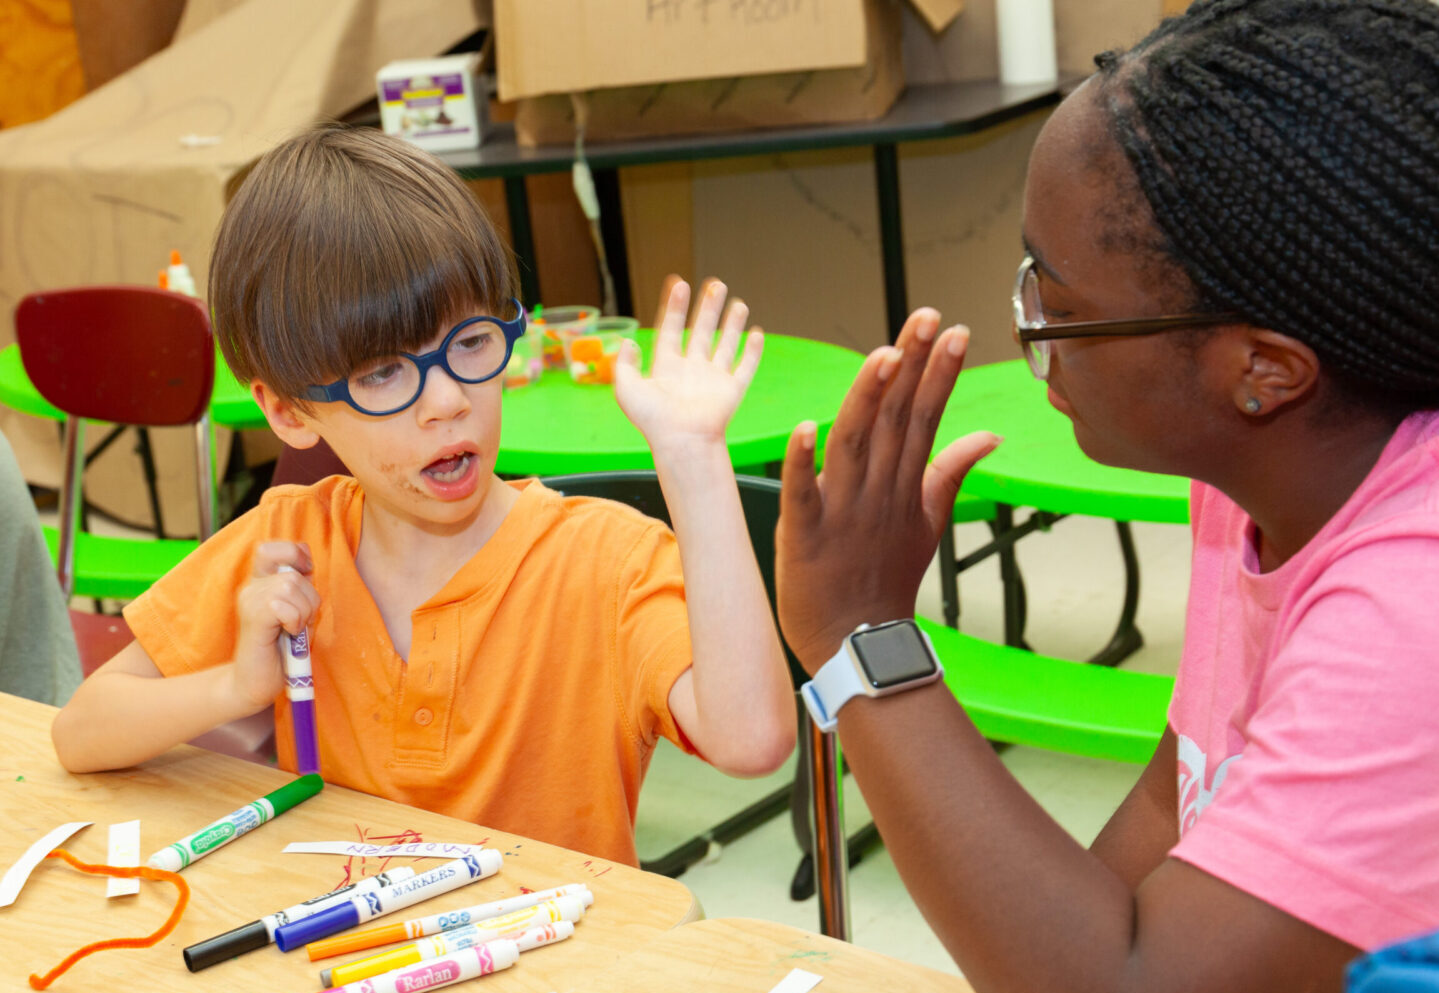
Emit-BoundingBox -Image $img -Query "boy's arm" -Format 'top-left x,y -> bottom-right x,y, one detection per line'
52,640 -> 265,772
614,278 -> 795,777
51,541 -> 319,773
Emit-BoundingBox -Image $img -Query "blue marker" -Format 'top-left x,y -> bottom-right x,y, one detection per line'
272,851 -> 502,951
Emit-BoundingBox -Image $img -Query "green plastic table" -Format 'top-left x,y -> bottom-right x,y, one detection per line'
1,332 -> 864,477
933,358 -> 1192,662
943,359 -> 1191,523
0,342 -> 263,430
493,330 -> 863,476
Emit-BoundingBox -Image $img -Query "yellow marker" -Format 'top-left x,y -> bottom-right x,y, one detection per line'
319,898 -> 586,988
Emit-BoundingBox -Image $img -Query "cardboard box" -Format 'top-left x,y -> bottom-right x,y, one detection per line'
378,54 -> 489,152
0,0 -> 484,532
500,0 -> 946,146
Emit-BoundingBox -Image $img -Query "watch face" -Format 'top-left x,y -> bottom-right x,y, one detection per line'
851,620 -> 939,689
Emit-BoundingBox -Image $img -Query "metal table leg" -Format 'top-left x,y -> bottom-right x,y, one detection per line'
810,714 -> 851,940
592,166 -> 634,318
1088,520 -> 1145,666
873,142 -> 907,346
503,175 -> 541,307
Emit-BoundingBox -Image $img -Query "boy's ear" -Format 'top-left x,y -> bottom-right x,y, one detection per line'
251,380 -> 322,449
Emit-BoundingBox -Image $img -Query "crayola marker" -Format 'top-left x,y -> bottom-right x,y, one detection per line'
277,563 -> 320,774
147,774 -> 323,872
306,883 -> 592,960
182,867 -> 417,972
273,851 -> 503,951
319,900 -> 584,986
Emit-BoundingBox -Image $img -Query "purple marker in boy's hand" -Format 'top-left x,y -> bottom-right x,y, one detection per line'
278,564 -> 320,775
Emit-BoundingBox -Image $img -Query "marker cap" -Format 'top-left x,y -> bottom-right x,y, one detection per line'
273,901 -> 359,952
268,773 -> 324,814
183,919 -> 270,972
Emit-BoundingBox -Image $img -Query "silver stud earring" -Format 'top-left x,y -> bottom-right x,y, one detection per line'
1243,396 -> 1262,414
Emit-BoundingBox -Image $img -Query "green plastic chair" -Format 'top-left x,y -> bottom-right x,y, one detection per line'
790,615 -> 1173,901
803,619 -> 1174,937
918,616 -> 1172,764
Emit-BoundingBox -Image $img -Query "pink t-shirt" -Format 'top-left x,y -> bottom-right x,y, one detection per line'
1170,410 -> 1439,950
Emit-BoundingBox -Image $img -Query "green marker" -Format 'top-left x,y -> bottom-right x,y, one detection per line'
146,774 -> 323,872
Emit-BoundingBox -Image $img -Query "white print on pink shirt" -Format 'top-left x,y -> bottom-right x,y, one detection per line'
1177,733 -> 1241,836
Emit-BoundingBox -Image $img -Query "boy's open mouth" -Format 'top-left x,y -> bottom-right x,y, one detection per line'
423,452 -> 474,483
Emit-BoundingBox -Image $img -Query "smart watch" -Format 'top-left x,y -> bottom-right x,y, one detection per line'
800,619 -> 944,732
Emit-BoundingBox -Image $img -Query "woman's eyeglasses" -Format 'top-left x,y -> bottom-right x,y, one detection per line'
1012,255 -> 1239,380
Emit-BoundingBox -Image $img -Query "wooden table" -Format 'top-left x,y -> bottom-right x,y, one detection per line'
579,917 -> 974,993
0,693 -> 697,993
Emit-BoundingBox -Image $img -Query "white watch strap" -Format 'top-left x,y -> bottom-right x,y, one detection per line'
801,644 -> 865,733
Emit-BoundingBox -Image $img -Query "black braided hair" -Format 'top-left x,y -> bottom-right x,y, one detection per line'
1094,0 -> 1439,408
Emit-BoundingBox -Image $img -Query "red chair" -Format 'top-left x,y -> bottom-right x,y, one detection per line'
16,285 -> 217,597
272,439 -> 350,487
68,609 -> 134,677
18,285 -> 273,765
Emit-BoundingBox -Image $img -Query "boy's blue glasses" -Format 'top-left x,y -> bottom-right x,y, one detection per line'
304,298 -> 527,416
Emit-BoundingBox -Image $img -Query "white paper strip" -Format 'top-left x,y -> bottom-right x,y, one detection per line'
106,820 -> 141,898
0,821 -> 92,907
283,841 -> 493,859
768,968 -> 824,993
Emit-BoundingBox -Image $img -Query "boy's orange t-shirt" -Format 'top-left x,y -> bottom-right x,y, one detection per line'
123,477 -> 696,866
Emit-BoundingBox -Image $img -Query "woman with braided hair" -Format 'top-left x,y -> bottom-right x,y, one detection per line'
773,1 -> 1439,989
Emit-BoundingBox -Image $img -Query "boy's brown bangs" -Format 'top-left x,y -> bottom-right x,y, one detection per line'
212,125 -> 515,404
297,201 -> 503,387
259,174 -> 510,399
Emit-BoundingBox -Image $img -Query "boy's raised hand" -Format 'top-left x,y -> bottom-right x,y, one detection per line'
614,276 -> 763,458
231,541 -> 320,711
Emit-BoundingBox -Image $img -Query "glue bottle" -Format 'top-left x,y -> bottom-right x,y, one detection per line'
166,250 -> 197,296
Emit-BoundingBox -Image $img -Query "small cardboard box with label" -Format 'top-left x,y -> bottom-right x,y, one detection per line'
494,0 -> 964,146
376,53 -> 488,152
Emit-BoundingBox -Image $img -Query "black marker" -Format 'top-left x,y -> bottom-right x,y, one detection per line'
182,866 -> 417,971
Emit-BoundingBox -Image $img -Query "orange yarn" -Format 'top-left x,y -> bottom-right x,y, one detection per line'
27,848 -> 190,990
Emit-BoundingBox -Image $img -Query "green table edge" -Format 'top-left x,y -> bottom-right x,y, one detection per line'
945,359 -> 1192,525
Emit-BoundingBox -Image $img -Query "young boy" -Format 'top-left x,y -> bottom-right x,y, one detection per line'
51,125 -> 795,867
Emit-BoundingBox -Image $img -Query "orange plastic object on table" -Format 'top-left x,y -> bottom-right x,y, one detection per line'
26,849 -> 190,990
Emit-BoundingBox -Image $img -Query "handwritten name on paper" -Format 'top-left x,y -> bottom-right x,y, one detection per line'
285,841 -> 491,859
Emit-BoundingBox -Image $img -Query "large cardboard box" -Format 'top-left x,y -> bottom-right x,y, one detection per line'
499,0 -> 961,146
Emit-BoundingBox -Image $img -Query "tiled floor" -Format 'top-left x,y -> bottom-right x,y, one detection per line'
52,496 -> 1194,979
636,514 -> 1192,977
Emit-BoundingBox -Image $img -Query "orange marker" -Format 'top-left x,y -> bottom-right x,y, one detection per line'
306,883 -> 591,961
